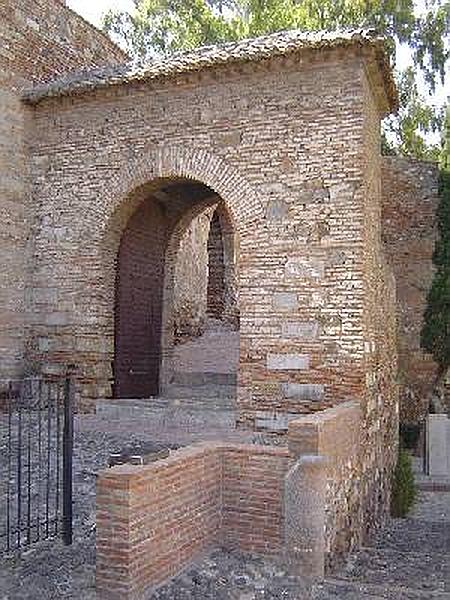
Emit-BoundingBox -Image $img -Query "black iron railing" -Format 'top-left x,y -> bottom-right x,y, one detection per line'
0,377 -> 73,553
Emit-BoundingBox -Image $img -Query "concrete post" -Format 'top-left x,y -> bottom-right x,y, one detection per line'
284,455 -> 328,580
427,414 -> 450,477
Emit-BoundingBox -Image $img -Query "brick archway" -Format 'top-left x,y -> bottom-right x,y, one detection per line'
96,145 -> 263,398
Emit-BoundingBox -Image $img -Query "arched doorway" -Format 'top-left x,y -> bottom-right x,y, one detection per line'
113,178 -> 238,399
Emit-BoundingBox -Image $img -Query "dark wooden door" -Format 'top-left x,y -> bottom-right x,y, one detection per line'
114,199 -> 167,398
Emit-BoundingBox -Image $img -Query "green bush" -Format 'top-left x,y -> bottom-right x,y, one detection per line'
391,449 -> 417,518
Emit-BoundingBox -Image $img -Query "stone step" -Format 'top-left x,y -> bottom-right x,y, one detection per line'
164,383 -> 236,399
96,396 -> 236,419
172,371 -> 237,386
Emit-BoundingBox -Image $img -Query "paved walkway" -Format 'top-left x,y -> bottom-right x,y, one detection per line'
313,490 -> 450,599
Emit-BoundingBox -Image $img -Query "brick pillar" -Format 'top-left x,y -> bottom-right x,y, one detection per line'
284,455 -> 328,580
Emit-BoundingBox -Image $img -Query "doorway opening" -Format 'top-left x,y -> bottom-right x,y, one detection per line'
113,179 -> 238,399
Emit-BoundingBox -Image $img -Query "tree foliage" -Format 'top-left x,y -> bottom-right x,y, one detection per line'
103,0 -> 449,159
421,105 -> 450,411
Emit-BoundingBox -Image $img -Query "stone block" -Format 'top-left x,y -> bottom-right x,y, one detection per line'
267,353 -> 310,370
46,312 -> 69,326
284,455 -> 328,579
282,321 -> 319,339
282,383 -> 324,400
426,415 -> 450,478
265,198 -> 288,221
215,131 -> 242,146
285,258 -> 324,279
255,411 -> 300,431
272,292 -> 298,311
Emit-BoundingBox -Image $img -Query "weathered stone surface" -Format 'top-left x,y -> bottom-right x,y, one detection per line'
282,383 -> 325,400
267,353 -> 310,371
255,411 -> 300,431
266,198 -> 289,221
272,292 -> 298,311
284,456 -> 328,578
282,321 -> 320,339
285,258 -> 325,279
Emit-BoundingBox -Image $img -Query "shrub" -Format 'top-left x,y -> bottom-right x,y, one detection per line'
391,449 -> 417,518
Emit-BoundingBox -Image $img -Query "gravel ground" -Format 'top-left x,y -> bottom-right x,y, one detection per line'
0,412 -> 449,599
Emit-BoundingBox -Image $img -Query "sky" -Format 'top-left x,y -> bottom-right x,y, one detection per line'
67,0 -> 133,29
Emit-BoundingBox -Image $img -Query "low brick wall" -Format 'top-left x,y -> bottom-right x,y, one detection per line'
222,445 -> 290,554
97,402 -> 371,597
96,443 -> 290,599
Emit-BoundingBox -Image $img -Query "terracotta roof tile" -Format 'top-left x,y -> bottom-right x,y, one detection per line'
22,28 -> 397,111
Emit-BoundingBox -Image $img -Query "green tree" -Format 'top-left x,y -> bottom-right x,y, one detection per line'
103,0 -> 449,159
421,105 -> 450,413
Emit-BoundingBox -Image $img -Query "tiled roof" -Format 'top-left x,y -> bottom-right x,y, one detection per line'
22,28 -> 397,109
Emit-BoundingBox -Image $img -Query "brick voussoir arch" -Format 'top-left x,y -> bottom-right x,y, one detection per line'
99,144 -> 263,245
90,144 -> 262,385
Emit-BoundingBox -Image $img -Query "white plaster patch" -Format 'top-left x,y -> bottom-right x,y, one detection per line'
282,321 -> 319,339
272,292 -> 298,311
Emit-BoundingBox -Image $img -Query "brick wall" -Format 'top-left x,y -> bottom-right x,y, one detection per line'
25,45 -> 393,422
0,0 -> 126,89
96,443 -> 290,599
382,156 -> 441,422
0,0 -> 126,380
97,403 -> 373,597
221,445 -> 290,554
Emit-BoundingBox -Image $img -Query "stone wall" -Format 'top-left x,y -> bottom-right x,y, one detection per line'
0,0 -> 126,89
381,157 -> 441,422
0,0 -> 126,380
24,45 -> 395,424
173,206 -> 215,341
0,91 -> 32,380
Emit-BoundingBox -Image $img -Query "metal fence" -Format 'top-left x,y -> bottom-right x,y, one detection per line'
0,377 -> 73,553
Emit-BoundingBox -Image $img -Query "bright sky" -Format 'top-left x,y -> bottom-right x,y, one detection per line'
67,0 -> 133,29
